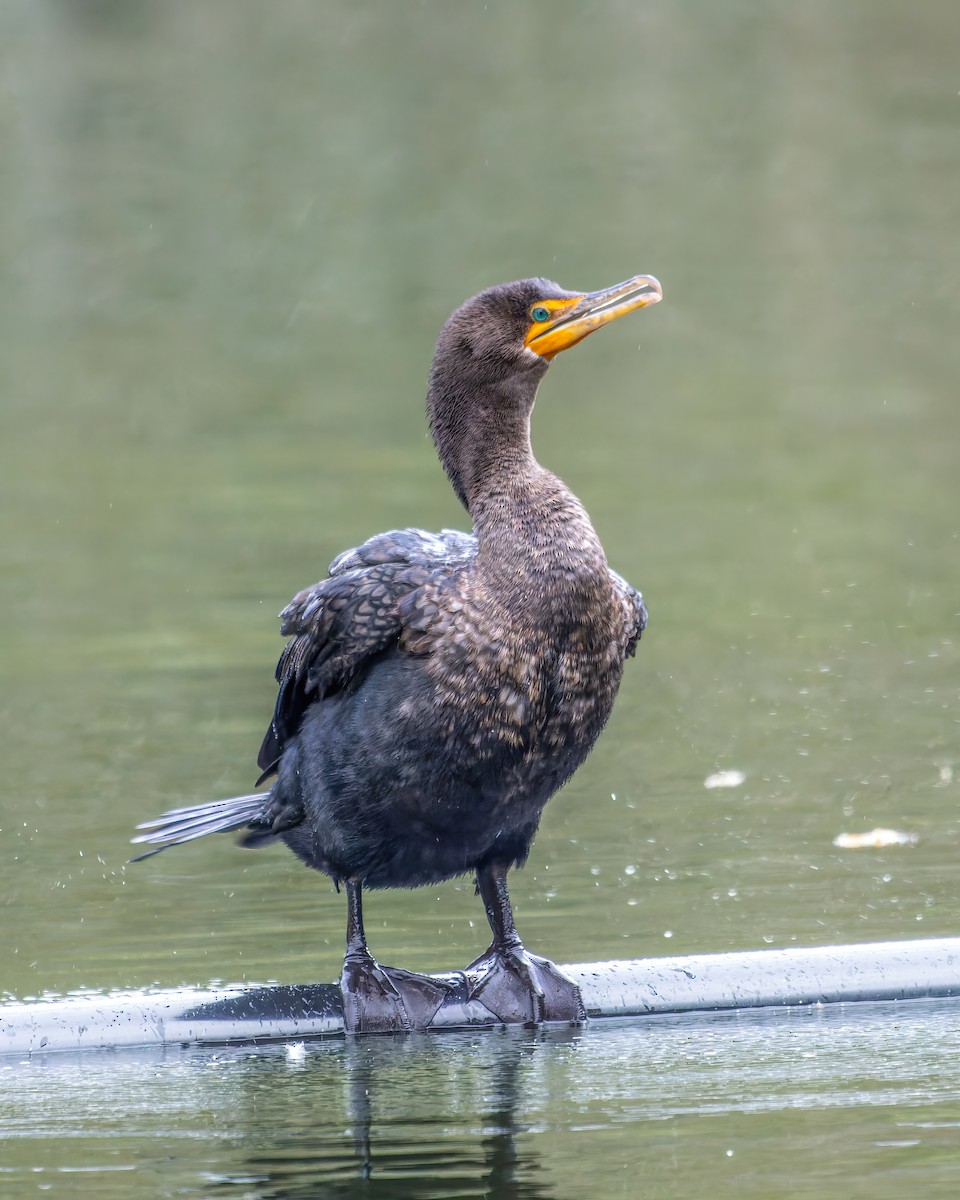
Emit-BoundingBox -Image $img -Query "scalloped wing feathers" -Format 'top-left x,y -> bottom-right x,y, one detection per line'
610,569 -> 648,658
256,529 -> 476,774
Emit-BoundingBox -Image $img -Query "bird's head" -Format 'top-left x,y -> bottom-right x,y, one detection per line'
433,274 -> 663,381
427,273 -> 662,510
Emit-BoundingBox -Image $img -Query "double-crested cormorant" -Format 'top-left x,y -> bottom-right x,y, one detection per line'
133,272 -> 662,1033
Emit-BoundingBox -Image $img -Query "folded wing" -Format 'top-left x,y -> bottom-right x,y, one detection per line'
257,528 -> 476,777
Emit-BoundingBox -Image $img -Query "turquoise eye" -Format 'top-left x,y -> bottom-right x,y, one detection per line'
531,305 -> 550,322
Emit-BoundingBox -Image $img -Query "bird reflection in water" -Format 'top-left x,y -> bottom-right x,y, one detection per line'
214,1028 -> 574,1198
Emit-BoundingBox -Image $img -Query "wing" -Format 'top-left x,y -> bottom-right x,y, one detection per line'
256,527 -> 475,777
609,568 -> 648,658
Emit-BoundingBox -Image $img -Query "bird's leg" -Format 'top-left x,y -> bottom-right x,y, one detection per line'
340,879 -> 453,1034
465,862 -> 585,1025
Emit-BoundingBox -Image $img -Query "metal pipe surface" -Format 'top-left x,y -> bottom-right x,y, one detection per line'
3,937 -> 959,1057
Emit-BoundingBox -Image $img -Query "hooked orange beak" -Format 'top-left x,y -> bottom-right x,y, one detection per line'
524,274 -> 663,360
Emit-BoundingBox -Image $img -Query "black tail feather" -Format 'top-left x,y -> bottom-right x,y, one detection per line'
130,793 -> 268,862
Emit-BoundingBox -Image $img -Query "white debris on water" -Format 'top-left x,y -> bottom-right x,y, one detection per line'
833,828 -> 918,849
704,769 -> 745,789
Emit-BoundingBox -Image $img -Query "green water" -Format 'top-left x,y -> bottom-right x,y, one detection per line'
1,1 -> 958,1195
4,1002 -> 960,1199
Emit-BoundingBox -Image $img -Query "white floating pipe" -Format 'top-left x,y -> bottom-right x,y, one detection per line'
2,937 -> 959,1057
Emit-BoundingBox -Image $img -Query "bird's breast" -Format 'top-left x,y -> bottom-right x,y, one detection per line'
416,570 -> 627,772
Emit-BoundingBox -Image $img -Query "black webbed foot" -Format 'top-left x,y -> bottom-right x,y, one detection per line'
465,941 -> 585,1026
466,861 -> 585,1026
340,951 -> 454,1034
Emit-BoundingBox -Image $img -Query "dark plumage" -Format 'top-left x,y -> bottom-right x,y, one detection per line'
134,272 -> 662,1032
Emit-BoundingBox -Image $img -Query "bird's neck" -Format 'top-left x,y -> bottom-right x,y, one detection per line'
470,463 -> 605,570
428,372 -> 540,513
428,366 -> 607,580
